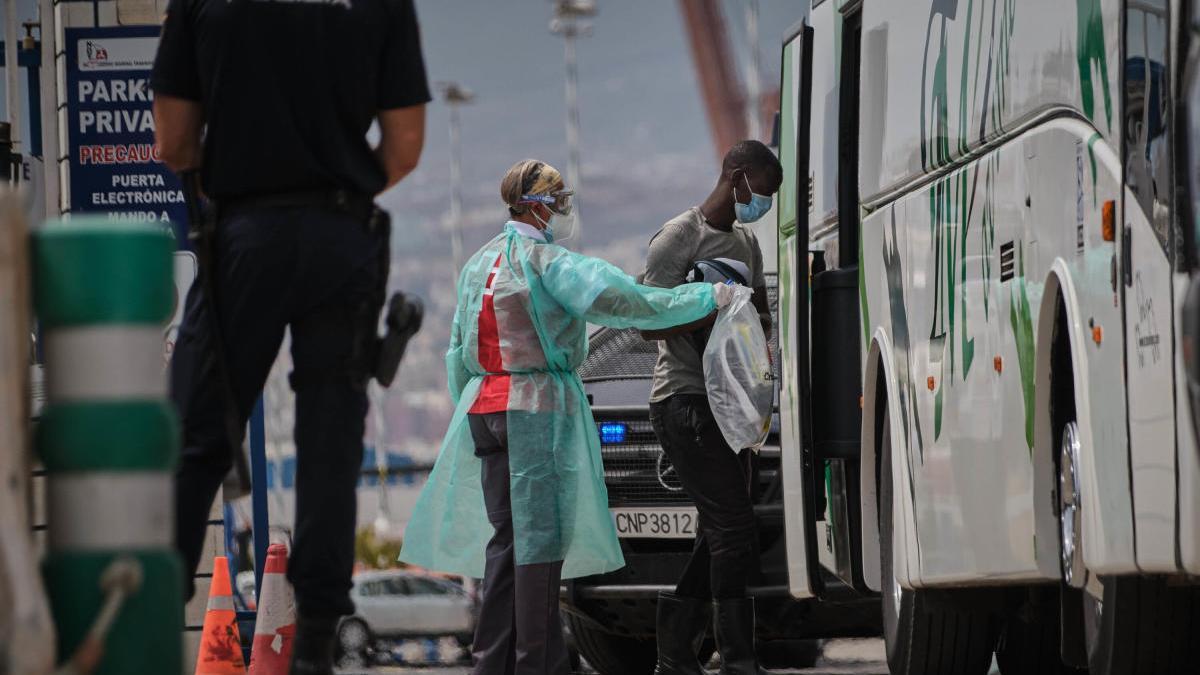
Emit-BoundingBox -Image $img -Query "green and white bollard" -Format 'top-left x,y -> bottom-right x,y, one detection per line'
33,219 -> 182,675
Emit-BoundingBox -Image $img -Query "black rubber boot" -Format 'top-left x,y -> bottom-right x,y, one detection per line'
654,592 -> 712,674
713,597 -> 766,675
290,615 -> 338,675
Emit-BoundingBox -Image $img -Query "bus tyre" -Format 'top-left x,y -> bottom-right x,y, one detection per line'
1059,422 -> 1084,589
563,610 -> 657,675
878,408 -> 997,675
1082,575 -> 1200,675
1054,361 -> 1200,673
995,589 -> 1084,675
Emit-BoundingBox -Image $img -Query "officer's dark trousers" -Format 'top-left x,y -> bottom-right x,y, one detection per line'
171,206 -> 383,619
468,412 -> 570,675
649,394 -> 759,600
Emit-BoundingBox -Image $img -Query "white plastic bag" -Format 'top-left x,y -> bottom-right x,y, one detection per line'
702,284 -> 774,451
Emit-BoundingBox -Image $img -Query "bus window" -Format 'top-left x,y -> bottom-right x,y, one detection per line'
1124,0 -> 1173,252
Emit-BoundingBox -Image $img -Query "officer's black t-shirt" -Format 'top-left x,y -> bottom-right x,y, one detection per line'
151,0 -> 431,199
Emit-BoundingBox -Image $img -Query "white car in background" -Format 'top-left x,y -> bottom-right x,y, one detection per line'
337,570 -> 474,662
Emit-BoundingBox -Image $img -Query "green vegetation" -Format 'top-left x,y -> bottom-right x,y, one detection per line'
355,527 -> 405,570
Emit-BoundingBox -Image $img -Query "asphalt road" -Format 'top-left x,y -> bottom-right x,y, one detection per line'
337,638 -> 893,674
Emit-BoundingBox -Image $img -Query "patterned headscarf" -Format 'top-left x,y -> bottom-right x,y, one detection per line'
500,159 -> 563,215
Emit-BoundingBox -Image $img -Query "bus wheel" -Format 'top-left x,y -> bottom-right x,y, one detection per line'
1058,422 -> 1085,589
995,587 -> 1084,674
1082,575 -> 1200,675
1056,386 -> 1200,672
878,404 -> 996,675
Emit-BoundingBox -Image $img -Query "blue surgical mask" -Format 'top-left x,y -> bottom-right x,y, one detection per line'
532,209 -> 557,243
733,174 -> 772,224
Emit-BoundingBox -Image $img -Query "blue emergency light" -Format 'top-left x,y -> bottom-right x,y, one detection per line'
599,422 -> 627,444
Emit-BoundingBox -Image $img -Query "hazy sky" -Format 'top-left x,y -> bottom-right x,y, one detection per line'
382,0 -> 801,259
0,0 -> 801,261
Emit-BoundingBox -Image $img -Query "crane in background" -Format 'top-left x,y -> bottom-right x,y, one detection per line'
677,0 -> 779,159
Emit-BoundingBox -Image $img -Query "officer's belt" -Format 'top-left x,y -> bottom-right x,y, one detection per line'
218,189 -> 377,224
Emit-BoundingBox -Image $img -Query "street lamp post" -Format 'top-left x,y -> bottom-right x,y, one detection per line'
438,82 -> 474,274
550,0 -> 595,246
370,381 -> 391,537
744,0 -> 762,141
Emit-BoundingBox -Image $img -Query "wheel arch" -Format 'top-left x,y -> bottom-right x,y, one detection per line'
1032,268 -> 1074,579
861,329 -> 920,592
1032,261 -> 1134,579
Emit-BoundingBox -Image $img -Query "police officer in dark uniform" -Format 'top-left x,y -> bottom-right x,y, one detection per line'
151,1 -> 429,672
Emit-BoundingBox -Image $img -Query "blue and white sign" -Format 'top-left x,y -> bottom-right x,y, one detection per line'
65,26 -> 188,246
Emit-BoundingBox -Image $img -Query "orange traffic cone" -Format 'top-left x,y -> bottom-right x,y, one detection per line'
248,544 -> 296,674
195,556 -> 247,674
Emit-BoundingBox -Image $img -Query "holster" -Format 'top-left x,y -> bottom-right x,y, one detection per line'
374,291 -> 423,387
357,209 -> 423,388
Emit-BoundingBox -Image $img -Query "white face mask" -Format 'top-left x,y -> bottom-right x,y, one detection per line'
533,208 -> 578,245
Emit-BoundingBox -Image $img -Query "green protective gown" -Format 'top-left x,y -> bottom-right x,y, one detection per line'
400,223 -> 716,579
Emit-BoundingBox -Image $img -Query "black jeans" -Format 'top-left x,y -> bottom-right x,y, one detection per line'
649,394 -> 759,600
468,412 -> 570,675
171,205 -> 384,618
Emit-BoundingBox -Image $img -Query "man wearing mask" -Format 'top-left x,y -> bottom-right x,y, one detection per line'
151,0 -> 429,672
641,140 -> 782,675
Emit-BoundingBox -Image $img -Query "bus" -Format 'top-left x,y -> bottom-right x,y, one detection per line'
777,1 -> 1200,674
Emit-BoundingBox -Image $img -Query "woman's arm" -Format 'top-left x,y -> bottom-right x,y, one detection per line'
537,248 -> 716,330
640,311 -> 717,341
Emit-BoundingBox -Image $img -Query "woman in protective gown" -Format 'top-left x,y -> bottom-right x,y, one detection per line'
400,159 -> 729,674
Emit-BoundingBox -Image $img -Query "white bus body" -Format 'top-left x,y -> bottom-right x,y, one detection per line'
778,1 -> 1200,672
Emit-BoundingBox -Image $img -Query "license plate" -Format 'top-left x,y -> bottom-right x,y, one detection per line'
611,507 -> 698,539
